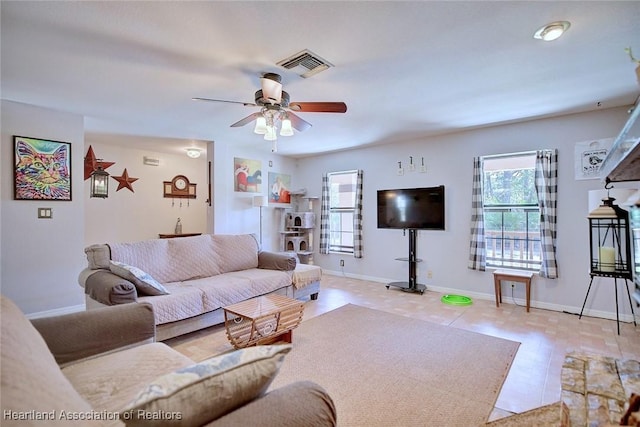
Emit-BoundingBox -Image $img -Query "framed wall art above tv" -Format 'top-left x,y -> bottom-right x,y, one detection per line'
14,135 -> 72,201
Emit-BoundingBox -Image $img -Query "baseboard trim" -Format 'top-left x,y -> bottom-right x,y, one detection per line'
26,303 -> 85,319
323,270 -> 637,323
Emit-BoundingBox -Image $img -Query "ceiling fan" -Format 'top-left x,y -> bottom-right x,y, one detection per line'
193,73 -> 347,152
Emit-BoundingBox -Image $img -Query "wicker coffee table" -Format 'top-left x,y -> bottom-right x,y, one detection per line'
223,294 -> 304,349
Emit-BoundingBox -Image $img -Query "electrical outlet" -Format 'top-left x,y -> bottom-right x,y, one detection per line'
427,270 -> 433,279
340,259 -> 345,267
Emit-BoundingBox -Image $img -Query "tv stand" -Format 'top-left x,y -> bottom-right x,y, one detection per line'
386,229 -> 426,294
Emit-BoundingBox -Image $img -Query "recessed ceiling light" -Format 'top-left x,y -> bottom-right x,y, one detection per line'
533,21 -> 571,42
185,148 -> 202,158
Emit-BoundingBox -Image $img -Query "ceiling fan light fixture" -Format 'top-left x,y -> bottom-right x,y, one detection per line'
254,116 -> 267,134
533,21 -> 570,41
280,118 -> 294,136
261,74 -> 283,103
264,125 -> 277,141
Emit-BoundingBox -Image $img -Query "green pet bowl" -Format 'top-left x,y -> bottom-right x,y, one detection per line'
441,294 -> 473,306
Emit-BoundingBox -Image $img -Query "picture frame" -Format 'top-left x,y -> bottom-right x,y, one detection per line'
14,135 -> 72,201
233,157 -> 262,192
268,172 -> 291,206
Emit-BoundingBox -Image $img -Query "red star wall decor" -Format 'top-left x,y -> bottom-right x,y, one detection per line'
112,168 -> 139,192
84,145 -> 115,180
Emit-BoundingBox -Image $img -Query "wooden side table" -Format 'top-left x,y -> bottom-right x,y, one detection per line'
493,269 -> 534,312
223,294 -> 304,349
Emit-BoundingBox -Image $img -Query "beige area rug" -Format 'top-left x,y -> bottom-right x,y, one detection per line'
268,304 -> 520,427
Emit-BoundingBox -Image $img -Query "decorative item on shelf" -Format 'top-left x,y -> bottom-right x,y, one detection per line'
164,175 -> 197,207
89,161 -> 110,198
580,184 -> 637,334
112,168 -> 138,193
174,217 -> 182,234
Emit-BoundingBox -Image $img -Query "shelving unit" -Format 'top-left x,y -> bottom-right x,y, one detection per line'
600,99 -> 640,308
279,190 -> 317,264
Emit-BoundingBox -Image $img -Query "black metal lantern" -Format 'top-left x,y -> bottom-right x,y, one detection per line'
90,163 -> 109,198
587,196 -> 632,278
580,195 -> 636,334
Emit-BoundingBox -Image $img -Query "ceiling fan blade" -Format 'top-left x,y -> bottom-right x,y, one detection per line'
192,97 -> 257,107
289,102 -> 347,113
230,112 -> 263,128
287,112 -> 312,132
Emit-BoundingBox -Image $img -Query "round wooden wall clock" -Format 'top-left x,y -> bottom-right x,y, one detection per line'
163,175 -> 196,199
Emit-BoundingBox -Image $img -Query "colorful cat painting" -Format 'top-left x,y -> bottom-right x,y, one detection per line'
14,137 -> 71,200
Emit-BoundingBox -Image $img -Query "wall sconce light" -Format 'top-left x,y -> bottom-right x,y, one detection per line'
90,162 -> 110,198
186,148 -> 202,158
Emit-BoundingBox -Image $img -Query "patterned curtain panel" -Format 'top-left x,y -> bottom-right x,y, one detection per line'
468,156 -> 486,271
534,149 -> 559,279
353,170 -> 364,258
319,173 -> 330,254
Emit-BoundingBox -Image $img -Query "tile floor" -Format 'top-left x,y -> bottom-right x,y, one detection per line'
166,273 -> 640,421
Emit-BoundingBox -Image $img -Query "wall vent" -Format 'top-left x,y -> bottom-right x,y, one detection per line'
276,49 -> 333,78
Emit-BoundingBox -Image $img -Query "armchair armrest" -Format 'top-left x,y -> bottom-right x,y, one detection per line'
209,381 -> 337,427
84,270 -> 138,305
258,251 -> 297,271
31,302 -> 155,366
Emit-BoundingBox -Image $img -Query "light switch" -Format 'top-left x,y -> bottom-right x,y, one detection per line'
38,208 -> 52,219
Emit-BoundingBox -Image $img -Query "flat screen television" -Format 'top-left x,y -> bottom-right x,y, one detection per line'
377,186 -> 445,230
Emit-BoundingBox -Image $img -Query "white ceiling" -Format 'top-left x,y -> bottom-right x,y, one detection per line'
2,1 -> 639,158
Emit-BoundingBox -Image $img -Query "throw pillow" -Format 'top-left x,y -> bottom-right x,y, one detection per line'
109,261 -> 169,296
120,345 -> 292,426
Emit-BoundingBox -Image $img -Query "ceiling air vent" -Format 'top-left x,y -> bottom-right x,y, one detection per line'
276,49 -> 333,78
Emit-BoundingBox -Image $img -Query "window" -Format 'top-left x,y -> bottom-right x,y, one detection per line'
327,171 -> 357,253
482,154 -> 541,270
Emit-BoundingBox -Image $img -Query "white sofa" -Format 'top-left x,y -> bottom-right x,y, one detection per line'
78,234 -> 322,341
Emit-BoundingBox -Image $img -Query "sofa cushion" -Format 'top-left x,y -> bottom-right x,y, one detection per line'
213,234 -> 259,273
186,269 -> 291,312
138,284 -> 205,325
63,342 -> 193,422
165,235 -> 222,280
110,239 -> 171,282
110,261 -> 170,296
0,296 -> 103,426
120,345 -> 291,427
109,235 -> 221,284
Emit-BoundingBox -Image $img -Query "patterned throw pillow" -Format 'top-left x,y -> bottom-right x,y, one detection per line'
109,261 -> 169,296
120,345 -> 292,426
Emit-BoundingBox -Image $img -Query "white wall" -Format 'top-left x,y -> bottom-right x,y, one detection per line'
83,138 -> 209,245
212,139 -> 298,252
297,106 -> 639,321
1,100 -> 86,314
